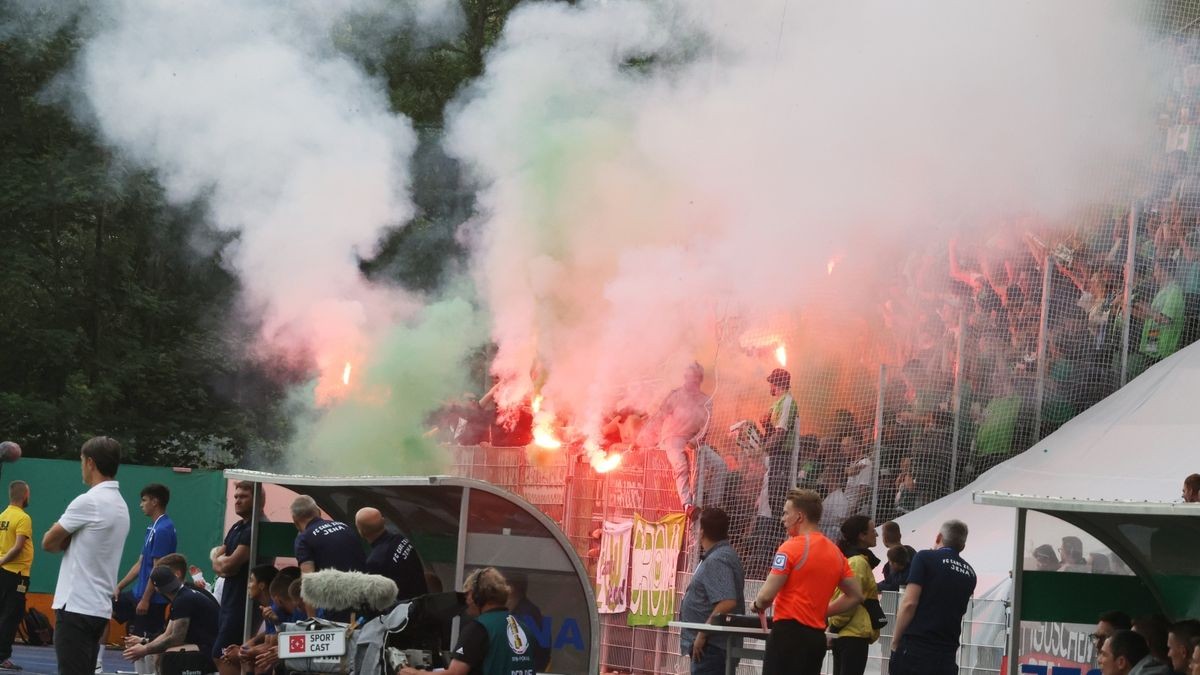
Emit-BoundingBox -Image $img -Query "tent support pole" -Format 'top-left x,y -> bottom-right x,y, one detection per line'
1033,257 -> 1052,441
869,364 -> 886,521
242,482 -> 262,645
1121,202 -> 1139,386
950,309 -> 966,492
1008,508 -> 1026,675
451,486 -> 471,650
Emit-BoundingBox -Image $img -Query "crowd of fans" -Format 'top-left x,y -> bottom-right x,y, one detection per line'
427,45 -> 1200,564
432,72 -> 1200,575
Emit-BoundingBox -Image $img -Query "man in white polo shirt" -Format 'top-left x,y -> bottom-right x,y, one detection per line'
41,436 -> 131,675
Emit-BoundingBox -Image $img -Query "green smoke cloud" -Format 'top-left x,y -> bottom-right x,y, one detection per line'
288,295 -> 486,476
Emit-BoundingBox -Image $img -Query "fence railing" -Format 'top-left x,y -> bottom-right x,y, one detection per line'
449,445 -> 1011,674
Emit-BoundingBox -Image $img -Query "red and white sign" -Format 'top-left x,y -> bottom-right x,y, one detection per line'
277,630 -> 346,659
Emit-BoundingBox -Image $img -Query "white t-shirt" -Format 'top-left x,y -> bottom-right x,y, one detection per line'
846,458 -> 873,489
52,481 -> 131,618
821,490 -> 850,540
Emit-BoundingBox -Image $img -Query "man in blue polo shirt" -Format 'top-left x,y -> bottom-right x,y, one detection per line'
114,483 -> 177,639
355,507 -> 428,603
888,519 -> 977,675
291,496 -> 366,575
680,507 -> 745,675
292,496 -> 365,623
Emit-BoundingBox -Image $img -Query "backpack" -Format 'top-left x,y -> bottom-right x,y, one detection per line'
18,607 -> 53,646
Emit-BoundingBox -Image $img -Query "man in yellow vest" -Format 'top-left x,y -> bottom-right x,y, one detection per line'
0,479 -> 33,671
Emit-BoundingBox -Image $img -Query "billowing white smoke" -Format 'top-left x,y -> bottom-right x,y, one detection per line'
19,0 -> 494,471
447,0 -> 1162,435
62,0 -> 460,401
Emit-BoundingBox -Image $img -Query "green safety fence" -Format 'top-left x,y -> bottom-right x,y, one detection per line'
4,458 -> 226,595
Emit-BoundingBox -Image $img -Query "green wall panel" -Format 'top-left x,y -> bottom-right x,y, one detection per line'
1021,571 -> 1160,623
4,458 -> 226,595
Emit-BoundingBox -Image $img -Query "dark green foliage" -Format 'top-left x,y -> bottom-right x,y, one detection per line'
0,0 -> 533,466
0,23 -> 295,466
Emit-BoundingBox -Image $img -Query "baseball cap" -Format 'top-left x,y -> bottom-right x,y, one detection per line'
150,565 -> 182,595
767,368 -> 791,389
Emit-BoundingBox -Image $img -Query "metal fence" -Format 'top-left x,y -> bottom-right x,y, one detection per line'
450,445 -> 1010,674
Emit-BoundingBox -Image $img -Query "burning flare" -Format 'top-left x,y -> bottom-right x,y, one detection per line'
775,344 -> 787,367
530,395 -> 563,449
592,451 -> 623,473
342,361 -> 352,386
827,254 -> 844,276
532,422 -> 563,449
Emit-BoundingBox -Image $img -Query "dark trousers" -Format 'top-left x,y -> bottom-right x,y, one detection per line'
831,636 -> 870,675
889,643 -> 958,675
160,650 -> 218,675
0,569 -> 27,660
763,620 -> 827,675
54,609 -> 109,675
113,590 -> 169,638
690,641 -> 736,675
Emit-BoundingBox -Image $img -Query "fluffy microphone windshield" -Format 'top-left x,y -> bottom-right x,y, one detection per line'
301,570 -> 398,612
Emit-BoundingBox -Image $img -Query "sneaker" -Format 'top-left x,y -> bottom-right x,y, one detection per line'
0,660 -> 23,671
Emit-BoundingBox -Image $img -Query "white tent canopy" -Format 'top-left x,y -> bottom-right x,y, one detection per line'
886,342 -> 1200,593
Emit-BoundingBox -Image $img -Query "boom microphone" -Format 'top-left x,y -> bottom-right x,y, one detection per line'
301,570 -> 398,612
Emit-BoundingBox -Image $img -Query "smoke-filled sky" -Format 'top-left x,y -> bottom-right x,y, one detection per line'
17,0 -> 469,471
11,0 -> 1168,471
448,0 -> 1163,437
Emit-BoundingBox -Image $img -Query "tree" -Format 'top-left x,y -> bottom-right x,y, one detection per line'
0,23 -> 295,465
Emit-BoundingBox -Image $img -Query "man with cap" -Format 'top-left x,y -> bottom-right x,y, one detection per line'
763,368 -> 797,454
122,565 -> 220,670
750,368 -> 798,565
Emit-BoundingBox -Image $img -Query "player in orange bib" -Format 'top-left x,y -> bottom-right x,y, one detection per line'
751,488 -> 863,675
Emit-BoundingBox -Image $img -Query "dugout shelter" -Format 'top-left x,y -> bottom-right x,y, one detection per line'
974,490 -> 1200,675
224,470 -> 600,675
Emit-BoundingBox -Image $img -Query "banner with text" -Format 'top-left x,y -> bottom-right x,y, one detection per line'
1018,620 -> 1100,675
627,512 -> 687,627
596,519 -> 633,614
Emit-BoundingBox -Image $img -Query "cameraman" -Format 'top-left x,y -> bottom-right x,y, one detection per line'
399,567 -> 536,675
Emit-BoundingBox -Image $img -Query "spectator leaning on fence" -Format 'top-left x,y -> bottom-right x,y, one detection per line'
679,507 -> 745,675
637,362 -> 713,518
752,488 -> 863,675
889,519 -> 977,675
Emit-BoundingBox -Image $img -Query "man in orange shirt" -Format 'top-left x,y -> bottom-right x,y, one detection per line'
752,488 -> 863,675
